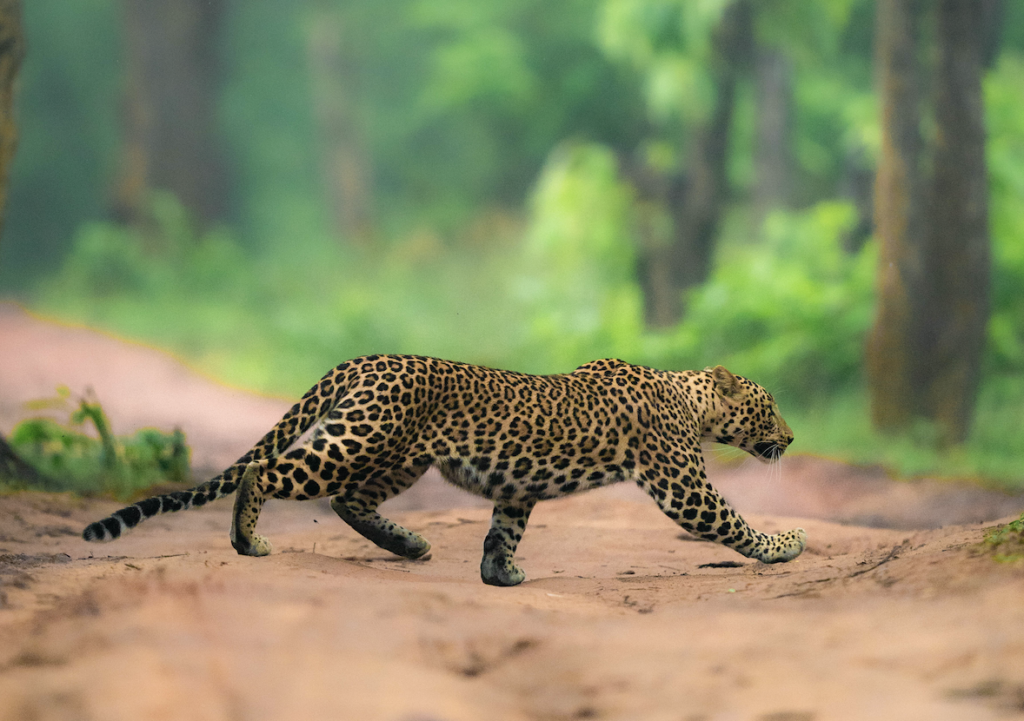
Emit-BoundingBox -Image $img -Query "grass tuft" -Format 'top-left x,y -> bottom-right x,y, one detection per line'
983,513 -> 1024,563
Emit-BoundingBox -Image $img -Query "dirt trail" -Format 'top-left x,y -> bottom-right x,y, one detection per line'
1,302 -> 1023,721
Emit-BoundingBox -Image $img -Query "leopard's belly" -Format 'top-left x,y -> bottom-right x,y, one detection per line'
434,456 -> 635,502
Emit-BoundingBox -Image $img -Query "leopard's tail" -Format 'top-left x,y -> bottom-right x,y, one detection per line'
81,474 -> 240,542
82,361 -> 358,543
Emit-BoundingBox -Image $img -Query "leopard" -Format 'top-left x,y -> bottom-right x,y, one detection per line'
82,354 -> 806,586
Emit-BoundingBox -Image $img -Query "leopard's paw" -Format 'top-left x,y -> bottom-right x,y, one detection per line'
231,533 -> 273,557
480,555 -> 526,586
756,528 -> 806,564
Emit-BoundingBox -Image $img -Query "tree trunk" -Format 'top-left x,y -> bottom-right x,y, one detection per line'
111,0 -> 229,233
0,0 -> 22,236
867,0 -> 927,432
752,44 -> 792,233
638,0 -> 751,328
918,0 -> 990,444
0,0 -> 47,485
626,158 -> 675,327
867,0 -> 992,445
307,4 -> 374,246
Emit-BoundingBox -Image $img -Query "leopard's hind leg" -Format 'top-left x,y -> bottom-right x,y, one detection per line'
330,464 -> 432,559
230,461 -> 273,556
234,443 -> 434,560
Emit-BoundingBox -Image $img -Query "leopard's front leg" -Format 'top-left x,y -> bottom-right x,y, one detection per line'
640,462 -> 806,564
230,461 -> 273,556
480,499 -> 537,586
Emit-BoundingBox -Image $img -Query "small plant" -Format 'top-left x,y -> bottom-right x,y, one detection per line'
8,387 -> 190,498
983,513 -> 1024,563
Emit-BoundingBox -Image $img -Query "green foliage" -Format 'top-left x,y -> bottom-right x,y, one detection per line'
595,0 -> 876,202
221,0 -> 647,248
29,189 -> 1024,490
0,0 -> 120,289
983,513 -> 1024,563
774,0 -> 876,202
416,4 -> 535,111
782,382 -> 1024,489
597,0 -> 726,126
9,0 -> 1024,496
985,54 -> 1024,375
644,201 -> 875,401
518,160 -> 877,399
519,142 -> 643,369
754,0 -> 863,62
9,387 -> 190,498
36,194 -> 536,393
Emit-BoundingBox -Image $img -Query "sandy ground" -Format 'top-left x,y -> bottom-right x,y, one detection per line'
1,301 -> 1024,721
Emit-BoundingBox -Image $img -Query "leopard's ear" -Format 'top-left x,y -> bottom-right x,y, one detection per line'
709,365 -> 742,399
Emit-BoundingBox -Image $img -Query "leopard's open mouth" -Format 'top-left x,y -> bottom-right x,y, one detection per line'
753,442 -> 785,460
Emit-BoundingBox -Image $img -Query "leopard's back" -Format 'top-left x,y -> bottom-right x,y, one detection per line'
415,358 -> 658,502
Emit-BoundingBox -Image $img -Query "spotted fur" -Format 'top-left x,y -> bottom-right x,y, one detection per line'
83,355 -> 805,585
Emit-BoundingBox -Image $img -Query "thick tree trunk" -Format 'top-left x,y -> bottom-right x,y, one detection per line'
111,0 -> 229,232
638,0 -> 751,328
867,0 -> 926,432
918,0 -> 990,444
868,0 -> 992,445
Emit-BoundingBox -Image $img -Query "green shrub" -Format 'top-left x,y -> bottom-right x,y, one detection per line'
640,201 -> 875,402
9,387 -> 190,498
517,141 -> 644,371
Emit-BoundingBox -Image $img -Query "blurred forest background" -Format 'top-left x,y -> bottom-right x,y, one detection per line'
1,0 -> 1024,487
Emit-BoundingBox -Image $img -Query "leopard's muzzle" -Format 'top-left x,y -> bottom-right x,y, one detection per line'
753,442 -> 786,461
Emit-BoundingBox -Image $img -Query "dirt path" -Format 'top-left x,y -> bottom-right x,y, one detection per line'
2,493 -> 1023,721
1,302 -> 1023,720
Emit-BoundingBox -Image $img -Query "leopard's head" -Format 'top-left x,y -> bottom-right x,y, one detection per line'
703,366 -> 793,462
